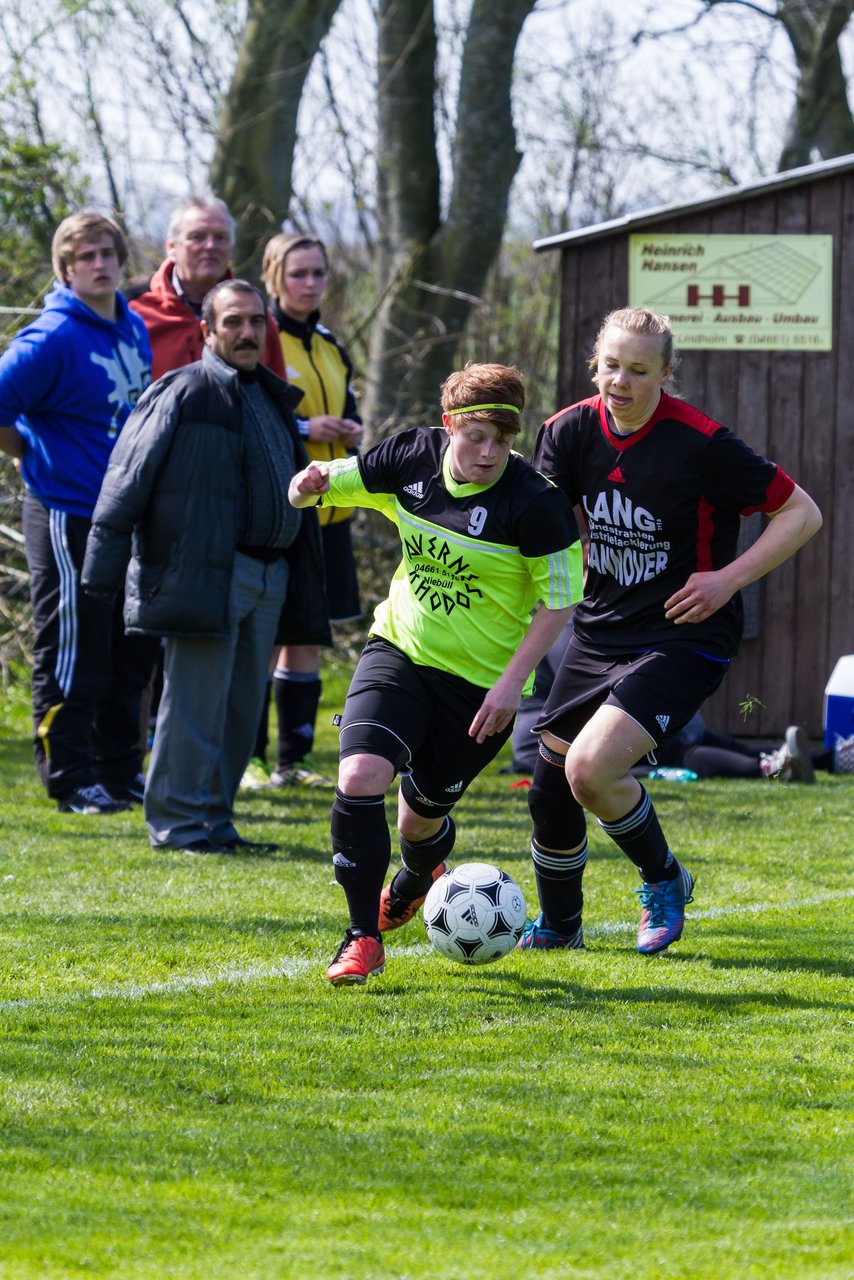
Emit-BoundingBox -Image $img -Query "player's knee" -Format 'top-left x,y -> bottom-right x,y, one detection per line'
528,740 -> 587,850
399,812 -> 442,843
565,742 -> 604,808
337,752 -> 395,796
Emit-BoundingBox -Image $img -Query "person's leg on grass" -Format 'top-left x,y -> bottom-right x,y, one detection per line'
376,665 -> 513,934
240,647 -> 280,791
327,751 -> 395,986
23,497 -> 126,813
95,598 -> 160,802
271,645 -> 331,786
378,788 -> 454,932
207,555 -> 288,850
681,742 -> 761,778
567,706 -> 694,955
518,736 -> 588,949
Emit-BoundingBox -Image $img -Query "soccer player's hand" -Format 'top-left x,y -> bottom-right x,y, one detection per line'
469,677 -> 522,744
665,570 -> 736,623
289,462 -> 330,507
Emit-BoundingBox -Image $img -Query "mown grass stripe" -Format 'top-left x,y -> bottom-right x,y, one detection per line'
2,888 -> 849,1012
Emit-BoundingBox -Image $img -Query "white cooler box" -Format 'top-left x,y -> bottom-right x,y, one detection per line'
823,655 -> 854,748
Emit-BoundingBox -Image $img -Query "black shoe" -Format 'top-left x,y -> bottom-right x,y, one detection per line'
217,834 -> 280,853
176,838 -> 229,854
105,773 -> 146,804
57,784 -> 130,814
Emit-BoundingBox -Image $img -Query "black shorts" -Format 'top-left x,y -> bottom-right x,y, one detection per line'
536,631 -> 729,748
321,519 -> 361,623
338,637 -> 512,817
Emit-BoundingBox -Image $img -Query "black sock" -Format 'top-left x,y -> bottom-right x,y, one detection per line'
598,787 -> 676,883
274,671 -> 321,768
531,837 -> 587,935
252,678 -> 272,762
330,789 -> 390,937
392,816 -> 456,900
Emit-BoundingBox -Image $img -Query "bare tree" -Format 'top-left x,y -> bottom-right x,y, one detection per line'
209,0 -> 344,273
671,1 -> 854,167
774,0 -> 854,165
361,0 -> 539,434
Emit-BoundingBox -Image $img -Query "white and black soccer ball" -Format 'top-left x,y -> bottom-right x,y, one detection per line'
423,862 -> 526,966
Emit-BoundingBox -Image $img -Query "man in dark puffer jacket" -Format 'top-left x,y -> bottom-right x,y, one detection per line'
83,280 -> 329,853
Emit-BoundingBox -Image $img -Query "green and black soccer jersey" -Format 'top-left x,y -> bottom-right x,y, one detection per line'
320,426 -> 583,691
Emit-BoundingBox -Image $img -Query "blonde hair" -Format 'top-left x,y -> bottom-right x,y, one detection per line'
52,210 -> 128,284
588,307 -> 679,383
261,234 -> 328,299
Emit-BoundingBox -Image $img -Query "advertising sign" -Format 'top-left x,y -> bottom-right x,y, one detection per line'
628,234 -> 832,350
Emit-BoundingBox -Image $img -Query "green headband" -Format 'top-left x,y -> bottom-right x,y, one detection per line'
447,403 -> 521,415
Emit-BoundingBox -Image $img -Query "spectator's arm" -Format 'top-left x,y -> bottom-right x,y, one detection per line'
0,426 -> 25,460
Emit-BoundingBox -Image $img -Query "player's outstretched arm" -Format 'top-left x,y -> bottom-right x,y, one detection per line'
664,484 -> 822,625
468,604 -> 573,745
288,462 -> 330,508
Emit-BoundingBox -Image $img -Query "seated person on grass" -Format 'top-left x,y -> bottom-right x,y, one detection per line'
288,363 -> 583,987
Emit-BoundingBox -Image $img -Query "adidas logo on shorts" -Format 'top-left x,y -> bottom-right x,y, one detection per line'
403,481 -> 424,499
445,779 -> 464,793
656,714 -> 670,733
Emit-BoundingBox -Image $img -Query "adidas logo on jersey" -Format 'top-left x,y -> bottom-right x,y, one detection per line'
403,481 -> 424,498
607,466 -> 626,483
656,714 -> 670,733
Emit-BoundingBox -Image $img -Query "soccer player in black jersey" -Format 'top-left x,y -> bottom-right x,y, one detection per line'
289,364 -> 582,985
520,307 -> 822,955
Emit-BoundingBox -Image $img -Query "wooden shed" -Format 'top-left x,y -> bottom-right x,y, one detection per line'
535,154 -> 854,740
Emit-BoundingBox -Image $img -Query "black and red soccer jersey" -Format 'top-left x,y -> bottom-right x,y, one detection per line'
533,391 -> 795,658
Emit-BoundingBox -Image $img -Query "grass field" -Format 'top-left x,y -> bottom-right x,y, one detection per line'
0,659 -> 851,1279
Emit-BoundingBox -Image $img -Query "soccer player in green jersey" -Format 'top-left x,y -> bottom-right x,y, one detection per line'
288,362 -> 583,985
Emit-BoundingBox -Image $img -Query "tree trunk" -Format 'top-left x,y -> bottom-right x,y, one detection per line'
209,0 -> 342,276
777,0 -> 854,169
362,0 -> 538,437
700,0 -> 854,169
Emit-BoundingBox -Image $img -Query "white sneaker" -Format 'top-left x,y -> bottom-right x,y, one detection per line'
760,726 -> 814,783
759,742 -> 793,780
239,758 -> 273,791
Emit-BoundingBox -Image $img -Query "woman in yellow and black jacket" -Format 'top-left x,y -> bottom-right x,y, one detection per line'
252,234 -> 364,788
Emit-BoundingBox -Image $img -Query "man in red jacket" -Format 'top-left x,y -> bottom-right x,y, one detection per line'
126,196 -> 286,757
128,195 -> 284,379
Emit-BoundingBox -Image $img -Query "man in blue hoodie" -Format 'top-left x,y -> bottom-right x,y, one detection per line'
0,210 -> 158,813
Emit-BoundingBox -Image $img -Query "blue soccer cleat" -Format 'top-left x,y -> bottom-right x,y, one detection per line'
516,914 -> 584,950
636,863 -> 695,954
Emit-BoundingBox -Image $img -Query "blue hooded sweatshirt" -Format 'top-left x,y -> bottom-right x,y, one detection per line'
0,284 -> 152,517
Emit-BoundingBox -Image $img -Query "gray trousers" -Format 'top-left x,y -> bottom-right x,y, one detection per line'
145,553 -> 288,848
